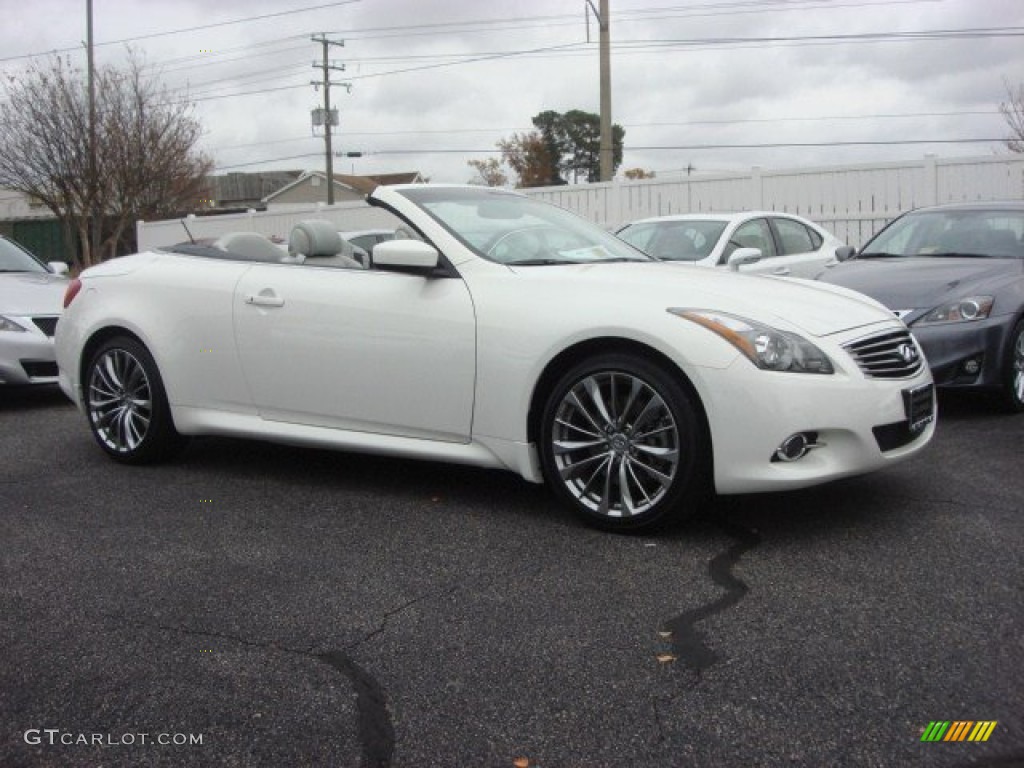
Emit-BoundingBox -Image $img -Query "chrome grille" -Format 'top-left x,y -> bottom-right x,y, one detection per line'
844,330 -> 924,379
32,316 -> 59,337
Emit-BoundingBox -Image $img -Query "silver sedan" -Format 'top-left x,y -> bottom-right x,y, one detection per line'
0,235 -> 69,386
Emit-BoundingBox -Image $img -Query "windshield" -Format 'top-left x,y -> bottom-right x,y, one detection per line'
0,237 -> 48,273
862,209 -> 1024,259
396,187 -> 651,265
618,219 -> 727,262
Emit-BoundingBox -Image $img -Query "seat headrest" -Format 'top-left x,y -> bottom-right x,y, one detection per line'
290,220 -> 343,257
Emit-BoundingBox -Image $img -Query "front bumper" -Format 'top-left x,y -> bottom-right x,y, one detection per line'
701,330 -> 935,495
910,316 -> 1011,390
0,323 -> 59,386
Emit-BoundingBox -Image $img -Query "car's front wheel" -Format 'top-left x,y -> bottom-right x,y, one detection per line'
538,354 -> 707,533
1003,318 -> 1024,413
84,337 -> 186,463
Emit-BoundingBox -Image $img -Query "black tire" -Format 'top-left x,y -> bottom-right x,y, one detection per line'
1002,318 -> 1024,413
84,337 -> 187,464
538,353 -> 708,533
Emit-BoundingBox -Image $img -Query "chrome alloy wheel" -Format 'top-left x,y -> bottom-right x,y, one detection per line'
87,348 -> 153,453
551,371 -> 681,518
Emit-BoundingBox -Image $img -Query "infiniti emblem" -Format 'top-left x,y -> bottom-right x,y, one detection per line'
897,342 -> 918,364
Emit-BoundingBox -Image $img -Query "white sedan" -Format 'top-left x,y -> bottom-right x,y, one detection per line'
617,212 -> 845,278
56,186 -> 934,533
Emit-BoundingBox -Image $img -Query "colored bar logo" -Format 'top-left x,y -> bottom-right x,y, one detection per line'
921,721 -> 997,742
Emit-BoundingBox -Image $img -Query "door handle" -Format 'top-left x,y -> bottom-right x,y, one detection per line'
245,292 -> 285,307
772,267 -> 791,276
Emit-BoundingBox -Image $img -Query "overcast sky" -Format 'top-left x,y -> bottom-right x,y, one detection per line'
5,0 -> 1024,184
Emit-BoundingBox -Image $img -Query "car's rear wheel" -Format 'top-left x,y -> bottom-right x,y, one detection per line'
1003,318 -> 1024,413
539,354 -> 707,533
85,337 -> 186,463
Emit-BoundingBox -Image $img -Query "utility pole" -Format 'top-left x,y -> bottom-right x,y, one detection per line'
587,0 -> 613,182
87,0 -> 99,264
311,35 -> 349,205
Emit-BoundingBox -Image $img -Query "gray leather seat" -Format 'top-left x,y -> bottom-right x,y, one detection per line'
214,232 -> 287,262
289,220 -> 364,269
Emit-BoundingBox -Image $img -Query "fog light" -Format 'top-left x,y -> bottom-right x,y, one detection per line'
773,432 -> 822,462
962,356 -> 982,376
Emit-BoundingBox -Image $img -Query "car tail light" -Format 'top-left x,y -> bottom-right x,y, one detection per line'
63,278 -> 82,308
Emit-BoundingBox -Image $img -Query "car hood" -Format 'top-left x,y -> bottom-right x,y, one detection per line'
818,256 -> 1023,308
508,262 -> 893,337
0,272 -> 68,315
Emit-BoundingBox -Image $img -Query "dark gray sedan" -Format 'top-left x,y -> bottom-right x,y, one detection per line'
817,202 -> 1024,412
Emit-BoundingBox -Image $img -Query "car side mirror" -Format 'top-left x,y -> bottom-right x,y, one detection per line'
727,247 -> 761,271
834,245 -> 856,262
48,261 -> 69,276
373,239 -> 439,273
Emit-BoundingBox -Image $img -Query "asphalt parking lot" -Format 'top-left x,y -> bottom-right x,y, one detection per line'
1,387 -> 1021,768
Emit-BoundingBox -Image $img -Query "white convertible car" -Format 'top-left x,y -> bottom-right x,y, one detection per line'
56,185 -> 935,532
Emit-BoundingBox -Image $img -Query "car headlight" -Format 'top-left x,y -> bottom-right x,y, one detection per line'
669,308 -> 834,374
915,296 -> 993,324
0,315 -> 28,333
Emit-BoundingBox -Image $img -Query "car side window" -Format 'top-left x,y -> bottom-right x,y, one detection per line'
772,218 -> 816,255
724,219 -> 777,261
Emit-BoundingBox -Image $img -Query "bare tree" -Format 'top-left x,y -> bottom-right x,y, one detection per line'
467,157 -> 508,187
0,53 -> 211,268
1001,80 -> 1024,153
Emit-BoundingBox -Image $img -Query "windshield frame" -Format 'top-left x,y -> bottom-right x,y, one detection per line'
394,187 -> 653,266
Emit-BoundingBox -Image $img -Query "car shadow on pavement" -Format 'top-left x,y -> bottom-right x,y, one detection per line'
936,389 -> 1019,421
0,384 -> 72,412
178,434 -> 570,528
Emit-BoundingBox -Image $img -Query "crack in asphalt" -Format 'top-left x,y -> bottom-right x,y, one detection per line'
318,651 -> 395,768
660,517 -> 761,675
103,589 -> 451,768
110,619 -> 396,766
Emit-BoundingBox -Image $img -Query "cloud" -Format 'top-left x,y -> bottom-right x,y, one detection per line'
4,0 -> 1023,181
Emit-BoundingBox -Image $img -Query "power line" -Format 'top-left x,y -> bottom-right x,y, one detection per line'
206,110 -> 1002,153
213,137 -> 1008,170
5,0 -> 944,67
194,26 -> 1019,98
214,153 -> 323,171
166,40 -> 592,103
0,1 -> 359,63
624,138 -> 1010,150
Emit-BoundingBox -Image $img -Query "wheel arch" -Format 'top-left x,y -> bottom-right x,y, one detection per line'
527,336 -> 713,471
79,326 -> 149,392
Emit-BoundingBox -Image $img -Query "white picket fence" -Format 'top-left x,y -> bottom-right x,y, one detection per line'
138,154 -> 1024,251
525,154 -> 1024,246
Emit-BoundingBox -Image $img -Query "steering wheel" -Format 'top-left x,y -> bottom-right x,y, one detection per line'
485,228 -> 549,262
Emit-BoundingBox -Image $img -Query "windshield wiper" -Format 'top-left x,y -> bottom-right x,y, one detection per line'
855,252 -> 902,258
505,258 -> 579,266
925,257 -> 995,264
507,257 -> 646,266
